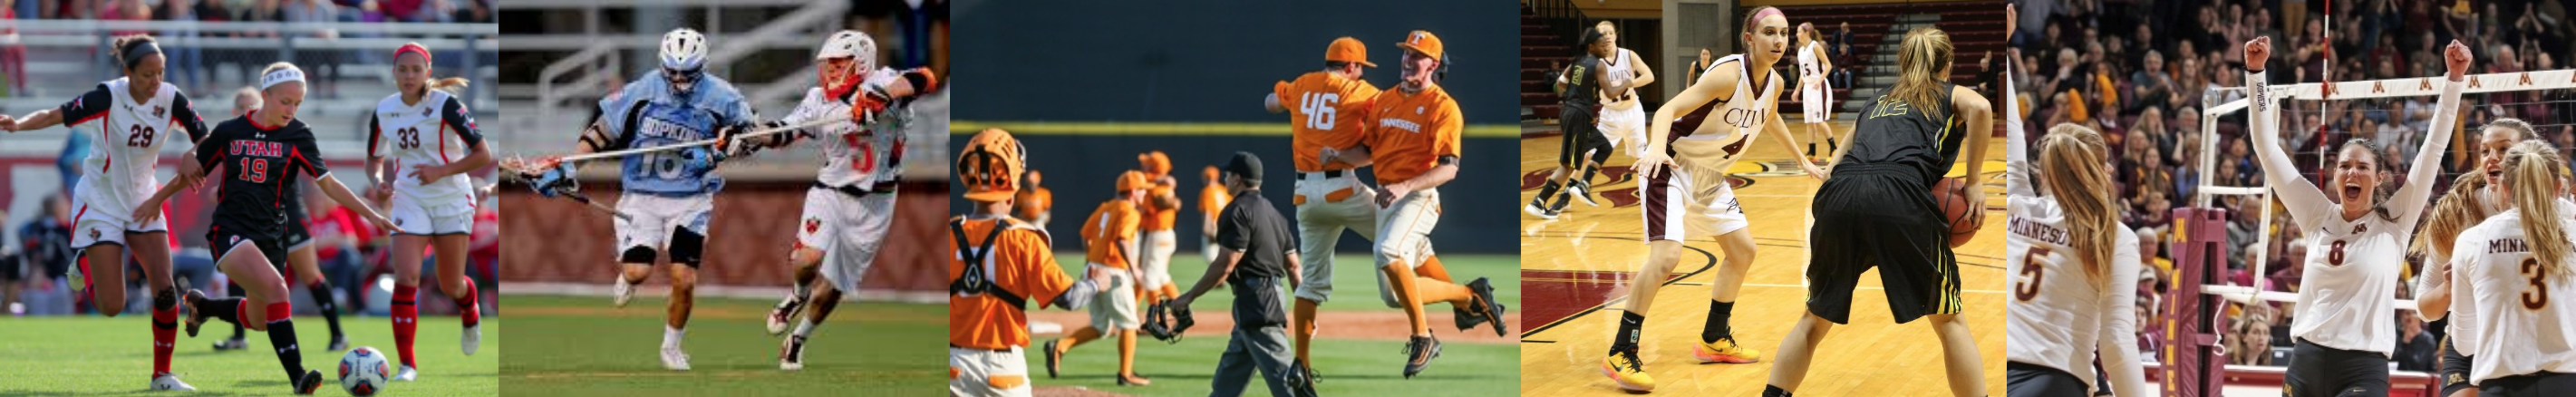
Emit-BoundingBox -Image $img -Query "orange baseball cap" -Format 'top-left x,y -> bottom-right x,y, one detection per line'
1327,37 -> 1376,67
957,129 -> 1025,202
1397,30 -> 1443,62
1118,170 -> 1151,192
1138,151 -> 1172,175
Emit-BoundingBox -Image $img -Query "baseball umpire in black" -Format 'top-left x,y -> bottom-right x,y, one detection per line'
1165,151 -> 1313,397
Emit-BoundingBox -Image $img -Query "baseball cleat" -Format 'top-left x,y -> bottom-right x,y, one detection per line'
150,373 -> 196,391
1601,349 -> 1655,392
1401,334 -> 1442,378
1692,334 -> 1762,363
1468,277 -> 1510,336
1117,373 -> 1152,386
1041,339 -> 1062,378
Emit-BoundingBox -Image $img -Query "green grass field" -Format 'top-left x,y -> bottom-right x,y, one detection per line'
0,315 -> 498,395
499,295 -> 945,397
1033,253 -> 1521,397
1051,253 -> 1521,314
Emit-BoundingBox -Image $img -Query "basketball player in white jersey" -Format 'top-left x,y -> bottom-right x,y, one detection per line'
1593,6 -> 1826,392
365,42 -> 489,382
2000,47 -> 2151,397
1793,23 -> 1836,162
2445,140 -> 2576,396
2244,35 -> 2470,397
740,30 -> 936,371
1545,20 -> 1654,208
0,34 -> 215,391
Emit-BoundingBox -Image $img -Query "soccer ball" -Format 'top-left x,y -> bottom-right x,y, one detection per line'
338,346 -> 392,396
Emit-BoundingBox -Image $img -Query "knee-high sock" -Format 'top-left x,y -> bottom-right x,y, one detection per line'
150,293 -> 178,376
306,281 -> 341,338
228,283 -> 247,339
392,284 -> 419,368
262,302 -> 307,382
203,296 -> 246,324
451,278 -> 479,328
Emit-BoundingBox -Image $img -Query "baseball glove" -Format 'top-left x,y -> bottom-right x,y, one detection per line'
1141,300 -> 1195,343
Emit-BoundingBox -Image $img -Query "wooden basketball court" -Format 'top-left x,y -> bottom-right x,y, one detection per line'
1517,122 -> 2010,396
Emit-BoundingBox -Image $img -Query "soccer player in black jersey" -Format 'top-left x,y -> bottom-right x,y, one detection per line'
133,63 -> 402,394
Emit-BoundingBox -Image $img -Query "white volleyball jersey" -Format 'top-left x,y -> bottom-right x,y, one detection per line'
369,89 -> 485,207
1664,54 -> 1777,172
2447,200 -> 2576,383
1998,64 -> 2149,395
67,78 -> 209,214
1599,48 -> 1637,104
2244,69 -> 2460,354
1796,41 -> 1827,93
782,72 -> 904,189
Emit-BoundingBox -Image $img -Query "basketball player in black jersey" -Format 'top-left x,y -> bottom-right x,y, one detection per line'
1526,24 -> 1617,219
1761,26 -> 1994,397
133,63 -> 402,394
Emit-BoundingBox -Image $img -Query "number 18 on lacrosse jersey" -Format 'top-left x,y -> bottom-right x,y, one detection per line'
599,75 -> 752,195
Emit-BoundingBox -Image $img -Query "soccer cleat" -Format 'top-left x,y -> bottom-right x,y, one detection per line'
461,324 -> 481,355
1570,180 -> 1602,207
779,334 -> 808,371
662,344 -> 692,371
1601,350 -> 1655,392
1041,339 -> 1062,379
69,259 -> 88,294
766,295 -> 804,335
212,337 -> 247,351
327,336 -> 348,353
292,370 -> 324,394
1468,277 -> 1510,337
611,275 -> 637,307
393,365 -> 418,382
1401,334 -> 1441,378
1692,335 -> 1763,363
150,373 -> 196,391
179,289 -> 208,337
1524,203 -> 1559,219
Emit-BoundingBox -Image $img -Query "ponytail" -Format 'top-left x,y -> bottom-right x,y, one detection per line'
2041,123 -> 2118,288
2412,173 -> 2494,257
2503,140 -> 2571,276
429,77 -> 470,93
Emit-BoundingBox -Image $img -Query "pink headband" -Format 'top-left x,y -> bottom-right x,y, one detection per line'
1749,7 -> 1784,26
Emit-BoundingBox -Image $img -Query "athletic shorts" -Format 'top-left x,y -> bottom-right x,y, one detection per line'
2007,362 -> 2088,397
1599,102 -> 1644,156
615,192 -> 715,266
1806,166 -> 1956,324
2441,335 -> 2473,397
950,346 -> 1032,397
1641,164 -> 1750,242
1558,107 -> 1609,167
209,228 -> 292,283
1086,263 -> 1140,330
388,190 -> 477,237
2480,372 -> 2576,397
1802,87 -> 1833,123
2281,338 -> 2392,397
799,186 -> 896,294
69,181 -> 168,249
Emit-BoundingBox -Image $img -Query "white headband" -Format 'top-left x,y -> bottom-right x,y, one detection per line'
260,68 -> 305,90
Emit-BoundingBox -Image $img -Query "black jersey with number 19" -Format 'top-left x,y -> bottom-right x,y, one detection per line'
194,113 -> 328,240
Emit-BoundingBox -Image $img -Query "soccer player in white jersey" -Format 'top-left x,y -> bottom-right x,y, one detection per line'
0,34 -> 215,391
2243,35 -> 2471,397
737,30 -> 938,371
2000,44 -> 2150,396
1596,5 -> 1826,392
2446,140 -> 2576,396
365,42 -> 490,381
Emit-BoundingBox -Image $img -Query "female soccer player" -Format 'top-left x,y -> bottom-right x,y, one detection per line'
0,34 -> 214,391
2243,35 -> 2471,397
1597,5 -> 1826,392
2001,54 -> 2150,397
143,62 -> 402,394
364,42 -> 490,381
2447,140 -> 2576,396
1762,25 -> 1992,397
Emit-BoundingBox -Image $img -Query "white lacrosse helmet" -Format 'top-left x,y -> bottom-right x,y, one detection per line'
818,30 -> 877,71
661,28 -> 709,72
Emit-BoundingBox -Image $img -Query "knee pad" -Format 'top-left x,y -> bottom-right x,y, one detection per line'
154,286 -> 179,310
619,246 -> 660,265
668,228 -> 707,266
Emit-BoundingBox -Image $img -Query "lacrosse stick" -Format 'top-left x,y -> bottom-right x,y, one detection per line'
497,155 -> 632,220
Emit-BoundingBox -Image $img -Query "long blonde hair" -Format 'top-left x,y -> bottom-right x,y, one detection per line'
2412,173 -> 2494,257
2503,140 -> 2571,276
1887,27 -> 1955,120
2041,123 -> 2118,286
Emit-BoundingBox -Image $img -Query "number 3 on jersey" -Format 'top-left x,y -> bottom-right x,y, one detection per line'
2014,247 -> 2051,302
2523,257 -> 2551,310
1301,92 -> 1339,130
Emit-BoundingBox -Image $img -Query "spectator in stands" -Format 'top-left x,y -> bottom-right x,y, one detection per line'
2393,309 -> 2435,372
1831,42 -> 1852,89
283,0 -> 342,96
160,0 -> 205,92
2229,304 -> 2273,365
0,0 -> 22,95
452,0 -> 490,24
18,194 -> 73,315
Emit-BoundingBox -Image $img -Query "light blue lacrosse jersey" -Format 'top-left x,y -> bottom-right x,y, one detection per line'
598,73 -> 753,196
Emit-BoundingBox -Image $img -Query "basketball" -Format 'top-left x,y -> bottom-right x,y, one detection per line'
1934,177 -> 1979,247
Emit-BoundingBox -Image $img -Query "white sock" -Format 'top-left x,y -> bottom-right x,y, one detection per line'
663,326 -> 685,348
793,318 -> 818,338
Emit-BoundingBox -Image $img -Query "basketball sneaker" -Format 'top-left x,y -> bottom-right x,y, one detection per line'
1600,349 -> 1654,392
1693,334 -> 1762,363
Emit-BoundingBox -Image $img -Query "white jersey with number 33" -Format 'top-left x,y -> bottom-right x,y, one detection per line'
368,89 -> 485,205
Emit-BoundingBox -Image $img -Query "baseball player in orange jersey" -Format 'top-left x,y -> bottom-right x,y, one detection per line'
1322,30 -> 1508,378
952,129 -> 1115,397
1043,170 -> 1155,386
1199,165 -> 1233,262
1135,152 -> 1183,304
1265,36 -> 1384,381
1014,170 -> 1052,228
